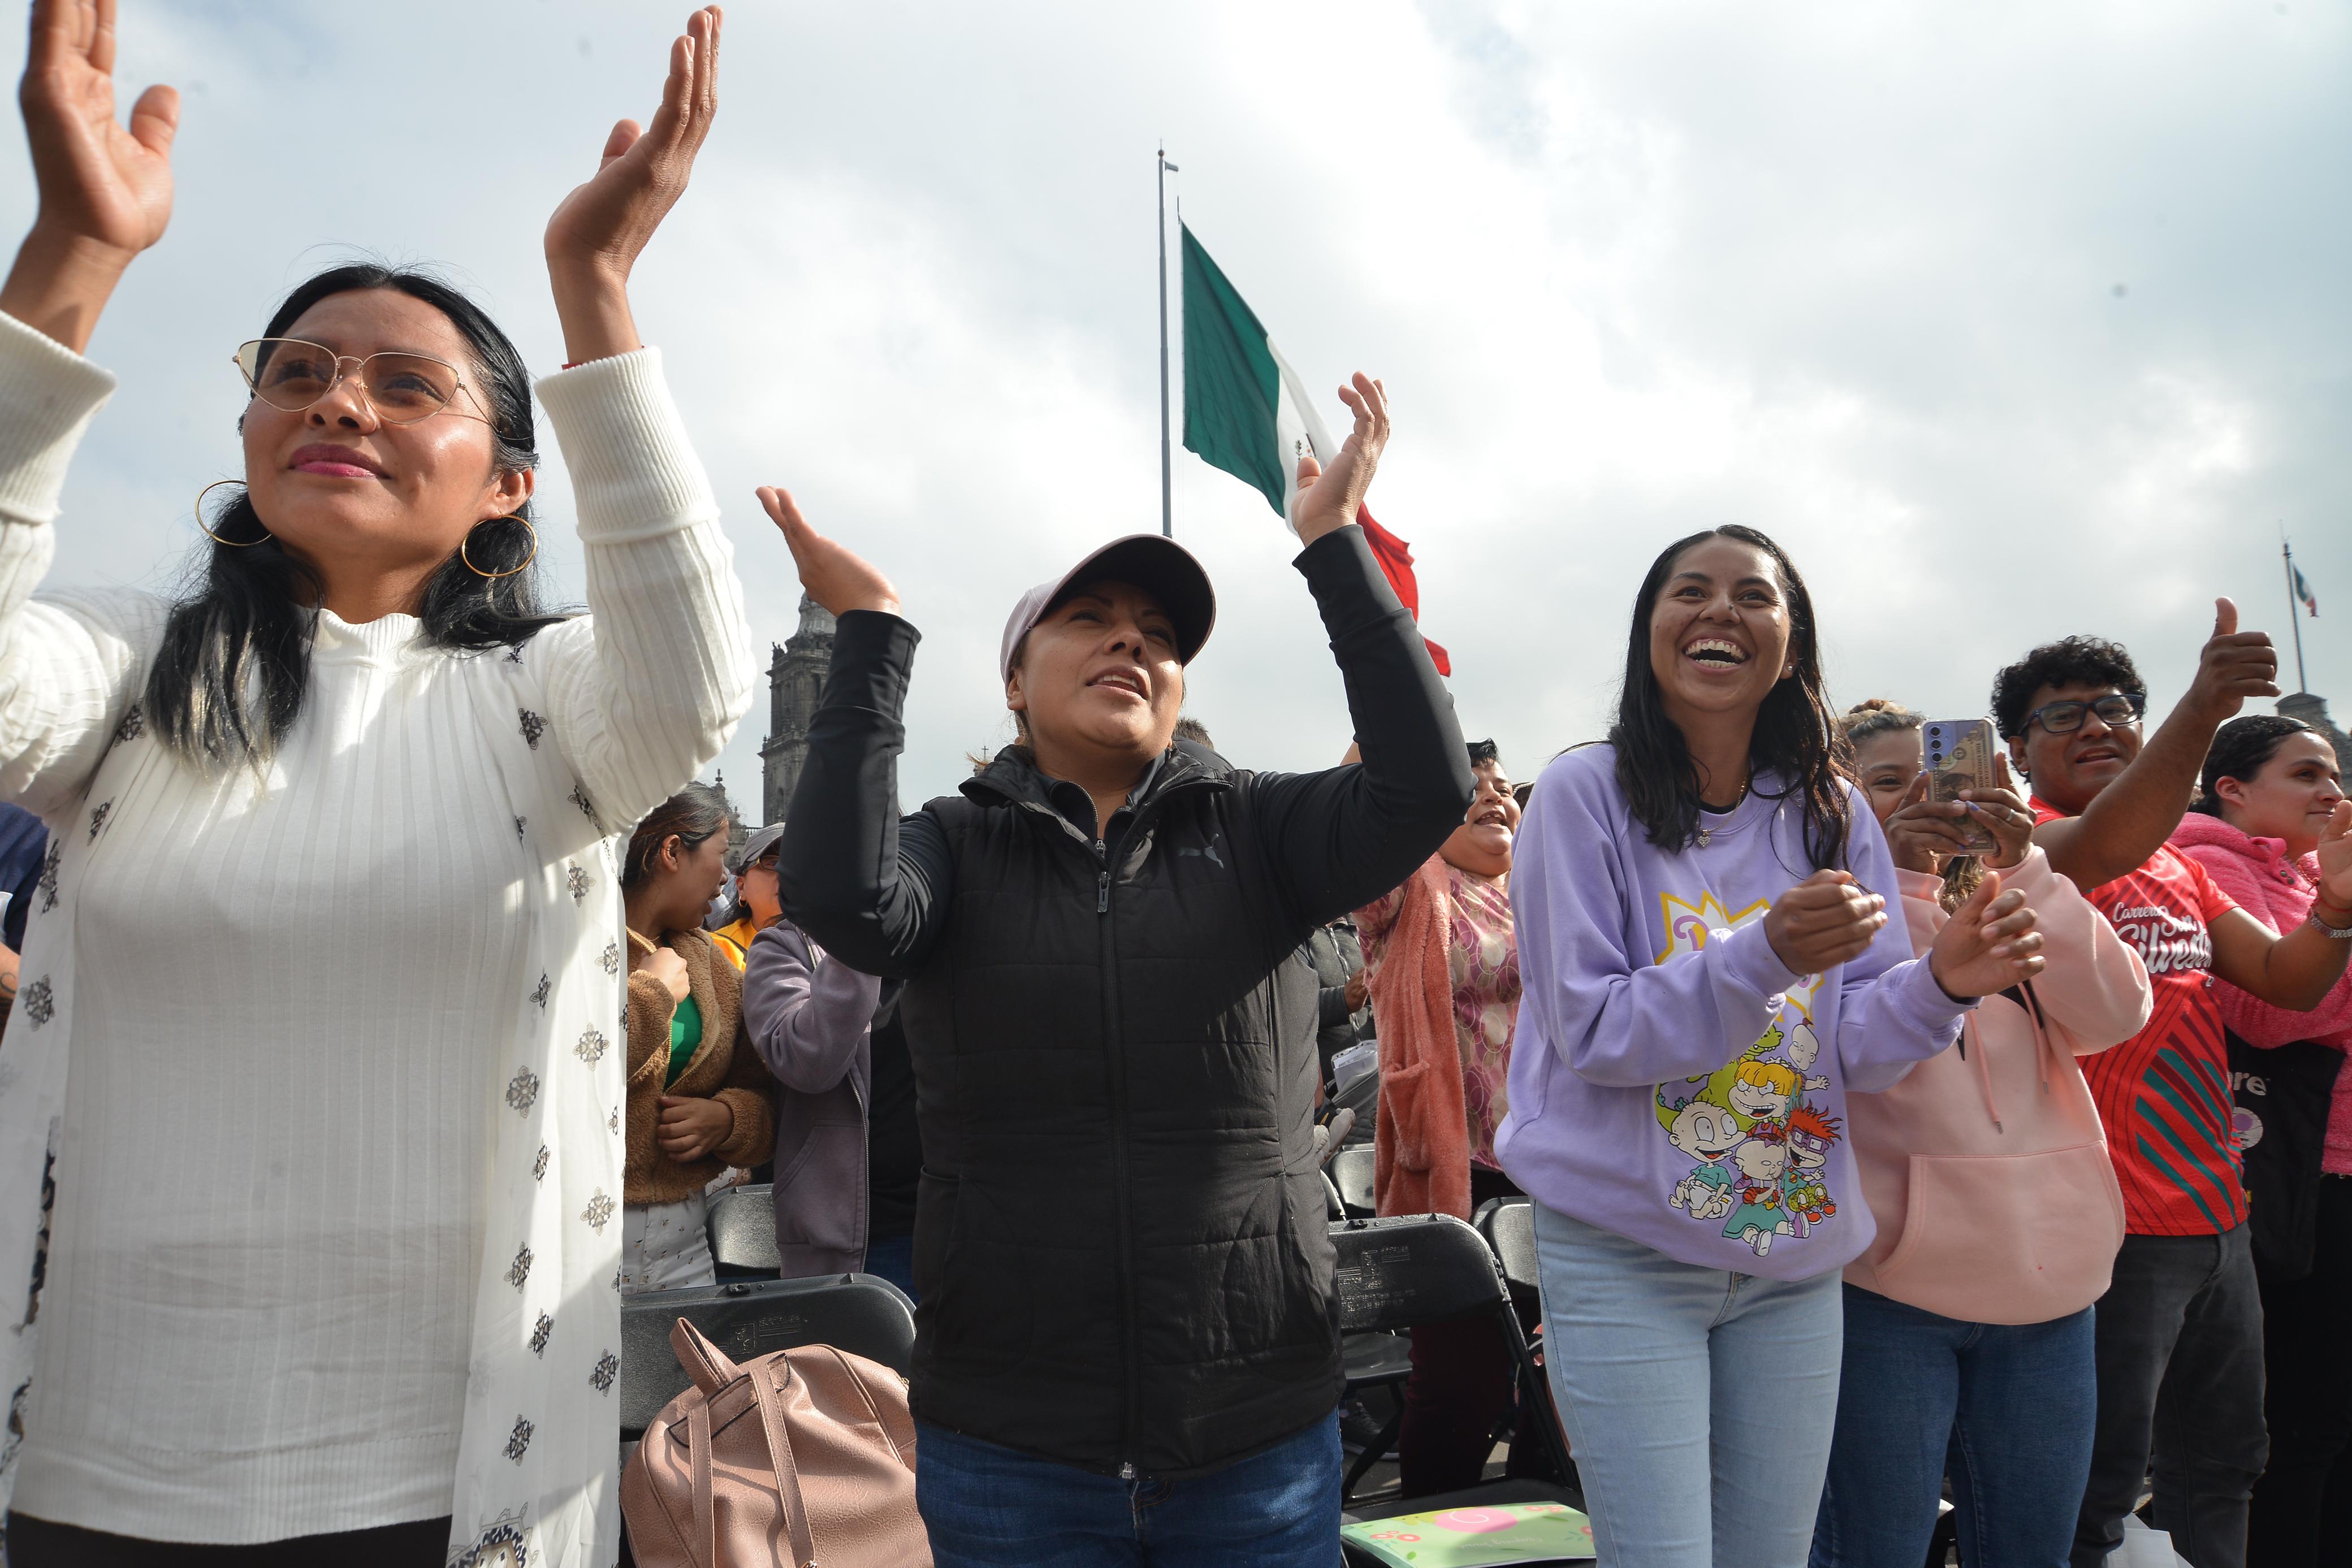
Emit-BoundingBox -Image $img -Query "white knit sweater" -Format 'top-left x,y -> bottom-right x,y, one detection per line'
0,310 -> 753,1560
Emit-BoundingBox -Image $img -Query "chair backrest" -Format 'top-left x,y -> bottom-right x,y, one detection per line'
619,1274 -> 916,1439
1475,1196 -> 1538,1293
705,1182 -> 780,1276
1328,1214 -> 1507,1335
1330,1144 -> 1377,1216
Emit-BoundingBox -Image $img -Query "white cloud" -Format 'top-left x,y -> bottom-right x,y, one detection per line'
16,0 -> 2351,814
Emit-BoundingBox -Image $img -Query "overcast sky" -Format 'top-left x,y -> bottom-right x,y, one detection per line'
14,1 -> 2350,814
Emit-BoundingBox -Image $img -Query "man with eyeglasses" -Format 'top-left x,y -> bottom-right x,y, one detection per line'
1991,602 -> 2352,1568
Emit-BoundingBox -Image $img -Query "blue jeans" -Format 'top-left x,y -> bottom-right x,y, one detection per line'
915,1413 -> 1341,1567
1812,1284 -> 2095,1568
864,1232 -> 919,1303
1532,1202 -> 1843,1568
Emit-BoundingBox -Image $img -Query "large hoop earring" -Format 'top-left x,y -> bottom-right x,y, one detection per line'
461,514 -> 538,579
194,479 -> 271,547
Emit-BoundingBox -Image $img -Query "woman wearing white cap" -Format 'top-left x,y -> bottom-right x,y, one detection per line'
760,373 -> 1470,1566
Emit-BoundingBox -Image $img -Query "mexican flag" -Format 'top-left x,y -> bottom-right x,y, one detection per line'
1179,222 -> 1451,674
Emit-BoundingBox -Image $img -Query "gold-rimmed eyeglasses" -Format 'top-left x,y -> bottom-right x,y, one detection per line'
234,338 -> 486,426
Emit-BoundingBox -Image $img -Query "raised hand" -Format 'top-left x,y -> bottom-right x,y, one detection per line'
1927,872 -> 2046,1000
544,6 -> 721,363
1763,869 -> 1887,977
1291,372 -> 1390,545
757,486 -> 901,620
2314,800 -> 2352,919
0,0 -> 179,350
2184,597 -> 2281,725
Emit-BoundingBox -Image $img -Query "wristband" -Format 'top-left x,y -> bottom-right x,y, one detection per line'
2311,906 -> 2352,941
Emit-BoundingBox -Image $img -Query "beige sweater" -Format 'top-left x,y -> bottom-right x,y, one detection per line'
625,926 -> 775,1204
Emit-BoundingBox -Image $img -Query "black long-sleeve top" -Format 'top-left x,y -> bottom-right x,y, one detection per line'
779,525 -> 1473,974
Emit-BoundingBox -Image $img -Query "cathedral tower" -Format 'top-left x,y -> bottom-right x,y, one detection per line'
760,594 -> 837,825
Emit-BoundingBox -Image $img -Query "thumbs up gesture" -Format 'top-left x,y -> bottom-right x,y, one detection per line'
2185,597 -> 2281,725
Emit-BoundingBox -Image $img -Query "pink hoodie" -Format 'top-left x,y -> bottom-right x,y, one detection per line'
2169,811 -> 2352,1173
1843,846 -> 2152,1323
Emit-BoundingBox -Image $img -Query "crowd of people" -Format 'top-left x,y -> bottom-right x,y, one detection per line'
0,3 -> 2345,1567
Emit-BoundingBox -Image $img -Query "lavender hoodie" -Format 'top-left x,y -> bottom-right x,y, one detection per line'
1494,746 -> 1973,1280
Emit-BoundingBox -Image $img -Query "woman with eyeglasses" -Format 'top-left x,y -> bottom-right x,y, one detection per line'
1990,622 -> 2352,1568
0,5 -> 749,1565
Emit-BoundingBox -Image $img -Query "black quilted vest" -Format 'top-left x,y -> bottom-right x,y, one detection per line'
900,744 -> 1340,1477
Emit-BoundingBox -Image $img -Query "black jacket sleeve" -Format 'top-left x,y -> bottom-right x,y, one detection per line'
775,610 -> 955,980
1245,525 -> 1475,929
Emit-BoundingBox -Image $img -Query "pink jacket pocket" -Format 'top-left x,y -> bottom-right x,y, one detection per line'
1870,1142 -> 2124,1324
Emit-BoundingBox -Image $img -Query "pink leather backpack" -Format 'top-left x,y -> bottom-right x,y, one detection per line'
621,1318 -> 932,1567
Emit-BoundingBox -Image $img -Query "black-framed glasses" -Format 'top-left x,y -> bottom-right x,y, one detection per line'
234,337 -> 486,426
2022,691 -> 2146,736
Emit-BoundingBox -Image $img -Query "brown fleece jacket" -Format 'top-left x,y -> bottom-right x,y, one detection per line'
625,926 -> 776,1205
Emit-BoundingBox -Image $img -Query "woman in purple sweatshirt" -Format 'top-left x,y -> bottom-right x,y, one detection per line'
1494,526 -> 2050,1568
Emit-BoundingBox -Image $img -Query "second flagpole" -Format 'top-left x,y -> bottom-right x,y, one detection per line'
2285,538 -> 2311,694
1157,144 -> 1178,539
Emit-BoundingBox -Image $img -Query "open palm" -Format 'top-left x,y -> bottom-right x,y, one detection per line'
543,6 -> 721,278
1290,371 -> 1390,545
2316,800 -> 2352,909
19,0 -> 177,257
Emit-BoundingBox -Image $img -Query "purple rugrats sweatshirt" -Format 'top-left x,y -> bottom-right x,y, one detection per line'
1493,746 -> 1974,1280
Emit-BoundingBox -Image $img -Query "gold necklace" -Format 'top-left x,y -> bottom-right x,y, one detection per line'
1696,772 -> 1752,849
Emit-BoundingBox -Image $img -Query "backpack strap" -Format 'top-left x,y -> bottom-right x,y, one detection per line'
688,1397 -> 717,1565
750,1357 -> 820,1568
672,1316 -> 742,1396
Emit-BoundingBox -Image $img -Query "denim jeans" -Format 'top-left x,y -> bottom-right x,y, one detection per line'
1811,1284 -> 2095,1568
864,1231 -> 920,1304
1532,1202 -> 1843,1568
915,1413 -> 1341,1567
2073,1225 -> 2267,1568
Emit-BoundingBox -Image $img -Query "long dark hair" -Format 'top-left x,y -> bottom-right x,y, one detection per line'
146,263 -> 564,772
622,781 -> 733,889
1609,525 -> 1848,869
2190,714 -> 2315,818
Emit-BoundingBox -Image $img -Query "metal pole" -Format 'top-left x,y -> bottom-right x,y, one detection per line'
1157,145 -> 1173,539
2286,540 -> 2311,694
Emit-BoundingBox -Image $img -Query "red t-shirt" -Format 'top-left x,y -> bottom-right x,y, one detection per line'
2033,799 -> 2243,1235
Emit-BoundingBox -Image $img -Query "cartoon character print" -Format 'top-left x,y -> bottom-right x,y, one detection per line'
1727,1059 -> 1800,1124
1650,889 -> 1841,1254
1667,1101 -> 1743,1219
1779,1106 -> 1841,1236
1721,1129 -> 1793,1257
1783,1021 -> 1830,1097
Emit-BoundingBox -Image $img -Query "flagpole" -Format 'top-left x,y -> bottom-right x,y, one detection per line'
2285,538 -> 2310,694
1156,144 -> 1177,539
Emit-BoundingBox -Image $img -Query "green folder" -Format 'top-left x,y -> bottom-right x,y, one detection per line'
1341,1501 -> 1596,1566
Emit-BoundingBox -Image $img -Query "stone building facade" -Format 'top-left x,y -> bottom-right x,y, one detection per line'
2279,691 -> 2352,775
759,594 -> 837,827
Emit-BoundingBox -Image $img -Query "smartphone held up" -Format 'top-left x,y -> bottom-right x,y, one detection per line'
1923,719 -> 2000,856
